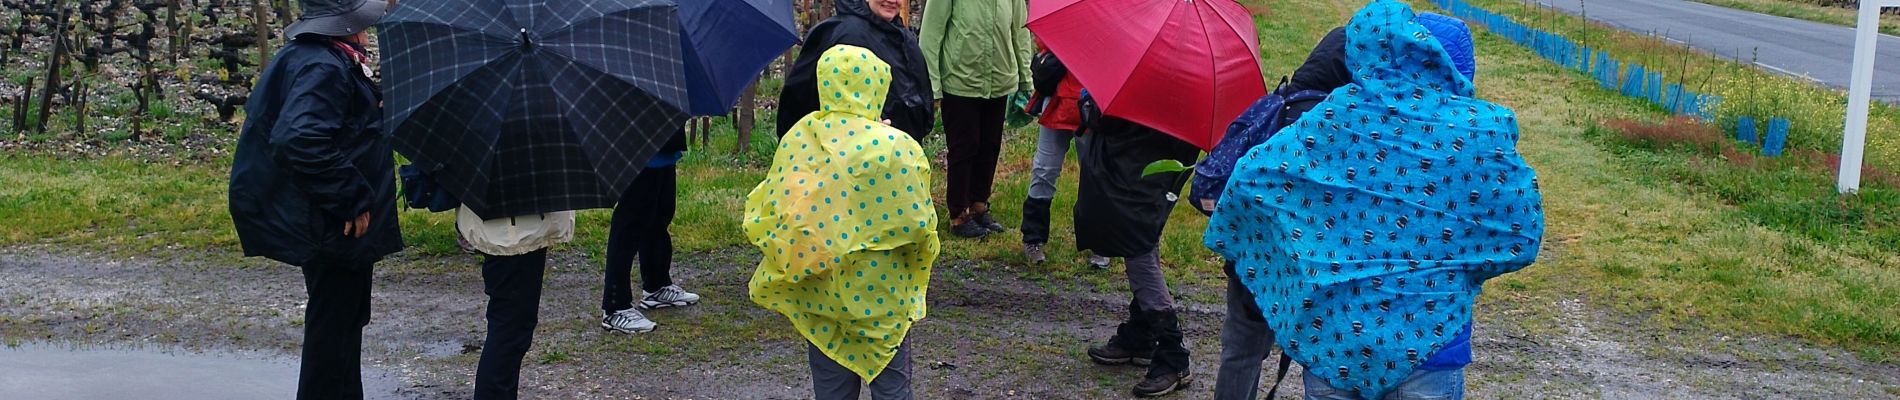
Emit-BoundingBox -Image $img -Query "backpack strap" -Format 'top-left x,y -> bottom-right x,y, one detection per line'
1264,353 -> 1294,400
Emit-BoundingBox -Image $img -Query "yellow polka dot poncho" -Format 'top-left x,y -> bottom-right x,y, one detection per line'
744,45 -> 940,382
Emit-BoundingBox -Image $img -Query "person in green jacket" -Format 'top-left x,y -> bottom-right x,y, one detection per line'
919,0 -> 1034,239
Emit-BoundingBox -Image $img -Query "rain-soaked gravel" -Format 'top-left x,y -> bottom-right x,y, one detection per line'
2,246 -> 1897,399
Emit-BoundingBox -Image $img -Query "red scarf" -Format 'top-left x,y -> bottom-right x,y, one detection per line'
331,39 -> 373,79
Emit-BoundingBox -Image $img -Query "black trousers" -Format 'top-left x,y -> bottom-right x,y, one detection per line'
942,94 -> 1008,218
602,165 -> 677,312
298,261 -> 374,400
474,249 -> 549,400
1021,197 -> 1054,245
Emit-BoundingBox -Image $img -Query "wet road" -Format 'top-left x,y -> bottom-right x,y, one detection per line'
0,344 -> 405,399
1523,0 -> 1900,103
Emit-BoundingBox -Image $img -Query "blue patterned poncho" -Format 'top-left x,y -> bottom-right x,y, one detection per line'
1203,1 -> 1545,397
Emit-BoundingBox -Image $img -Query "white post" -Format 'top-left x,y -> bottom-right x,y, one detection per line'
1841,1 -> 1899,194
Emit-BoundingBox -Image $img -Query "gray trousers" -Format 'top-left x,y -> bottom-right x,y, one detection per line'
1124,249 -> 1177,312
809,339 -> 913,400
1027,126 -> 1076,200
1215,261 -> 1277,400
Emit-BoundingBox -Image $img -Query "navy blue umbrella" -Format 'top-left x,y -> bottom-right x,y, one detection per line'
678,0 -> 798,115
380,0 -> 691,219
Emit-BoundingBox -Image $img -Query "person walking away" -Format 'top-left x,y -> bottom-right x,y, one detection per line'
1209,24 -> 1351,400
1017,39 -> 1101,266
227,0 -> 395,398
778,0 -> 935,141
1206,2 -> 1541,399
919,0 -> 1034,238
458,206 -> 574,400
745,45 -> 941,400
1074,107 -> 1202,396
599,129 -> 700,333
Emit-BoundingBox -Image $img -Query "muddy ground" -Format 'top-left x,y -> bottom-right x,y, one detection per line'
2,246 -> 1897,399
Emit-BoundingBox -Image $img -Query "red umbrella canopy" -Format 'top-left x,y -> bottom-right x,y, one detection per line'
1028,0 -> 1266,150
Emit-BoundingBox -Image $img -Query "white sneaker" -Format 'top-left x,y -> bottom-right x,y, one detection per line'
639,285 -> 701,309
1088,255 -> 1112,269
601,308 -> 656,334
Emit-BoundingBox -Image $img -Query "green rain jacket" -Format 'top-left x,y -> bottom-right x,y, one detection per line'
918,0 -> 1033,100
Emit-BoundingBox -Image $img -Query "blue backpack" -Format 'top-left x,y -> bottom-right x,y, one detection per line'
1190,82 -> 1329,215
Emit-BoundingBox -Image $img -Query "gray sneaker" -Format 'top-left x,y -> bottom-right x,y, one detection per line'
639,285 -> 701,309
1024,243 -> 1048,264
601,308 -> 656,334
1089,255 -> 1111,269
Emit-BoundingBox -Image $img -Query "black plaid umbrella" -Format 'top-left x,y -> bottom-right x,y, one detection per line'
380,0 -> 689,220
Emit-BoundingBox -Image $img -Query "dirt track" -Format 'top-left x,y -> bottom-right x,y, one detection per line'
2,247 -> 1897,399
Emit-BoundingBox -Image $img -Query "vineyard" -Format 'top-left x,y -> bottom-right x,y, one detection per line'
0,0 -> 913,161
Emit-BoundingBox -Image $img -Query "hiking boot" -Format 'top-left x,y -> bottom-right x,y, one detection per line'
639,285 -> 701,309
951,218 -> 992,238
1132,370 -> 1192,397
1088,255 -> 1111,269
601,308 -> 656,334
1087,341 -> 1153,366
974,211 -> 1007,233
1024,243 -> 1047,264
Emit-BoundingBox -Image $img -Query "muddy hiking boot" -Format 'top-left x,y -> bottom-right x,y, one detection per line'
1089,308 -> 1156,366
1132,370 -> 1192,397
1088,340 -> 1154,366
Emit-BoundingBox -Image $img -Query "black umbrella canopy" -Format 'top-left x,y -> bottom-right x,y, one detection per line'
381,0 -> 690,220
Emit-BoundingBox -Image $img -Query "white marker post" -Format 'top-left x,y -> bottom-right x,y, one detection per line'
1841,0 -> 1900,194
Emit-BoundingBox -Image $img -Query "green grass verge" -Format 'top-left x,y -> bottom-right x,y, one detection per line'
1467,0 -> 1900,177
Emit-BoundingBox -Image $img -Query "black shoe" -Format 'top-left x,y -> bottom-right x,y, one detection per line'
1087,342 -> 1153,366
951,219 -> 992,238
1132,371 -> 1192,397
975,211 -> 1007,232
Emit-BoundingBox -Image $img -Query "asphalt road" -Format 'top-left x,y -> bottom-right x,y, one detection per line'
1524,0 -> 1900,103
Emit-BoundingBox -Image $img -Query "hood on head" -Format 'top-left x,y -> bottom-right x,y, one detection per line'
1414,13 -> 1476,81
1343,0 -> 1474,97
834,0 -> 878,21
816,45 -> 892,120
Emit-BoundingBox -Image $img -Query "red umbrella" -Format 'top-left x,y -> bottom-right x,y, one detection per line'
1028,0 -> 1266,150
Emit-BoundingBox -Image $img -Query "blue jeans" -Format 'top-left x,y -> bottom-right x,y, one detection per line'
1301,368 -> 1464,400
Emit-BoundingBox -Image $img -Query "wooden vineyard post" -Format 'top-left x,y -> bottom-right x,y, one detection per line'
252,0 -> 268,68
735,78 -> 758,155
35,6 -> 70,134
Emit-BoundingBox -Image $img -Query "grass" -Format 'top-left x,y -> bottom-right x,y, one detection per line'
1472,0 -> 1900,176
1452,0 -> 1900,359
0,0 -> 1895,374
1688,0 -> 1900,36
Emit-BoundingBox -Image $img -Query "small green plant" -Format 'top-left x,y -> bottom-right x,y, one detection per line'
536,349 -> 572,364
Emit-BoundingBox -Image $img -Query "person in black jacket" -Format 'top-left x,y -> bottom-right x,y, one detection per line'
776,0 -> 935,141
1075,113 -> 1203,397
226,0 -> 395,399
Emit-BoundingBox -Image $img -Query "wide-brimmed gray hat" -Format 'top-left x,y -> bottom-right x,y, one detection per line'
284,0 -> 389,39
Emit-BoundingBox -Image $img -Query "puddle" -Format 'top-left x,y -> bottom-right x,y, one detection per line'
0,343 -> 407,400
